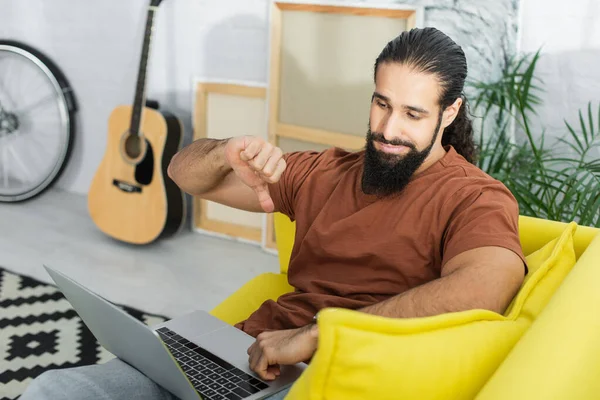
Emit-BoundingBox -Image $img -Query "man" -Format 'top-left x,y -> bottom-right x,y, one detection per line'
22,27 -> 526,400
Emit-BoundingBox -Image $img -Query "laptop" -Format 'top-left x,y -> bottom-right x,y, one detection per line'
43,265 -> 306,400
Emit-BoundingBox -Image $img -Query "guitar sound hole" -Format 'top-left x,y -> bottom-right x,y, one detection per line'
124,134 -> 143,159
135,139 -> 154,185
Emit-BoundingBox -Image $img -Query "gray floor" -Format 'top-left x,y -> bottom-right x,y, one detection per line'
0,189 -> 280,319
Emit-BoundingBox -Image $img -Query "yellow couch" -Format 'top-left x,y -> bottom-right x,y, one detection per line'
209,213 -> 600,399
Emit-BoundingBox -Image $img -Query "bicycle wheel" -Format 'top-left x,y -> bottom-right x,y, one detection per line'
0,40 -> 77,202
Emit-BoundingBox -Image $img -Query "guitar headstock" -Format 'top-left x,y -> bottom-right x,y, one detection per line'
150,0 -> 163,7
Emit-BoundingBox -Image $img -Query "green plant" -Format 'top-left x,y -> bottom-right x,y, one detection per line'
467,50 -> 600,227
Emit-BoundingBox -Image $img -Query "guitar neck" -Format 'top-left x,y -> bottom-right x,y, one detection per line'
129,4 -> 159,136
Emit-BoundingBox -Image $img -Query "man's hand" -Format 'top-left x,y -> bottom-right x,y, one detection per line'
247,324 -> 318,381
224,136 -> 286,213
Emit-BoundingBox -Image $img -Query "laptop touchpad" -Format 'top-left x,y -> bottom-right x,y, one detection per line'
191,326 -> 255,371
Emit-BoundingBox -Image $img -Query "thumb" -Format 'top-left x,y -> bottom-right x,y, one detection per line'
253,183 -> 275,213
267,365 -> 281,377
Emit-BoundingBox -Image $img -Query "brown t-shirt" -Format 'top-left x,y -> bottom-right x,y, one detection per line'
236,145 -> 527,337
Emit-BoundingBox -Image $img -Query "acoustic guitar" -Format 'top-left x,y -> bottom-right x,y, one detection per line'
88,0 -> 185,244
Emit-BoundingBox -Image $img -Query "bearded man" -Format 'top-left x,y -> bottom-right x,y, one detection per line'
22,27 -> 526,400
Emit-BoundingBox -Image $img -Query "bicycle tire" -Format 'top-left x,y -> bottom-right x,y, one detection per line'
0,40 -> 77,202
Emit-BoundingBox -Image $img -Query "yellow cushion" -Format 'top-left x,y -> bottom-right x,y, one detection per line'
210,273 -> 293,326
274,212 -> 295,274
285,222 -> 578,400
504,220 -> 579,322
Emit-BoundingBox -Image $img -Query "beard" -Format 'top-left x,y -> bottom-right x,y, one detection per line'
361,115 -> 442,197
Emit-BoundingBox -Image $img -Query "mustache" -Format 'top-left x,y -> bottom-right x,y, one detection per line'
367,131 -> 416,151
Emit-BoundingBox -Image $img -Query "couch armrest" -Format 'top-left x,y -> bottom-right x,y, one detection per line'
476,231 -> 600,399
209,272 -> 293,326
519,215 -> 599,258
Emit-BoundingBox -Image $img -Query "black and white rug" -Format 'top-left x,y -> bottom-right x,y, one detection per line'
0,266 -> 169,400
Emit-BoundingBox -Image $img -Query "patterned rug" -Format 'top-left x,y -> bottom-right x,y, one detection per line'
0,266 -> 169,400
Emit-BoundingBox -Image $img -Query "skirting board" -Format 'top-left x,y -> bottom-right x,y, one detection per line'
193,227 -> 265,248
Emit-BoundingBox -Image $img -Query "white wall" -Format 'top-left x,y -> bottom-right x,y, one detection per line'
518,0 -> 600,142
0,0 -> 272,195
0,0 -> 519,196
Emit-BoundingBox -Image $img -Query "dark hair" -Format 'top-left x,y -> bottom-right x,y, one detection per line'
373,27 -> 477,164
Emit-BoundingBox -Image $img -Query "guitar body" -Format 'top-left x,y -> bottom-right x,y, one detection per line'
88,105 -> 185,244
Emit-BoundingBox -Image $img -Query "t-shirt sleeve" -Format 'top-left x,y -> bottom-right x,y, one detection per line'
267,150 -> 326,221
441,182 -> 528,274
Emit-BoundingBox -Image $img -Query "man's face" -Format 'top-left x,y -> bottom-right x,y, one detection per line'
362,62 -> 445,196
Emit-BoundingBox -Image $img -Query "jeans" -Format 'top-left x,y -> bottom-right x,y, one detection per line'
20,358 -> 290,400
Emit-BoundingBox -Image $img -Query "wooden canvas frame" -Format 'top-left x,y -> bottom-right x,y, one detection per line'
263,1 -> 423,250
193,81 -> 267,244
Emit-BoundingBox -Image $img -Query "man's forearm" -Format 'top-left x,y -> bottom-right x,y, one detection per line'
167,138 -> 231,195
359,263 -> 515,318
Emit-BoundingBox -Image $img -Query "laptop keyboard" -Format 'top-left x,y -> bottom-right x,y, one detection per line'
156,327 -> 269,400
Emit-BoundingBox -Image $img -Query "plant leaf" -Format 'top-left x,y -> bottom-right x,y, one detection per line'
564,120 -> 585,154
